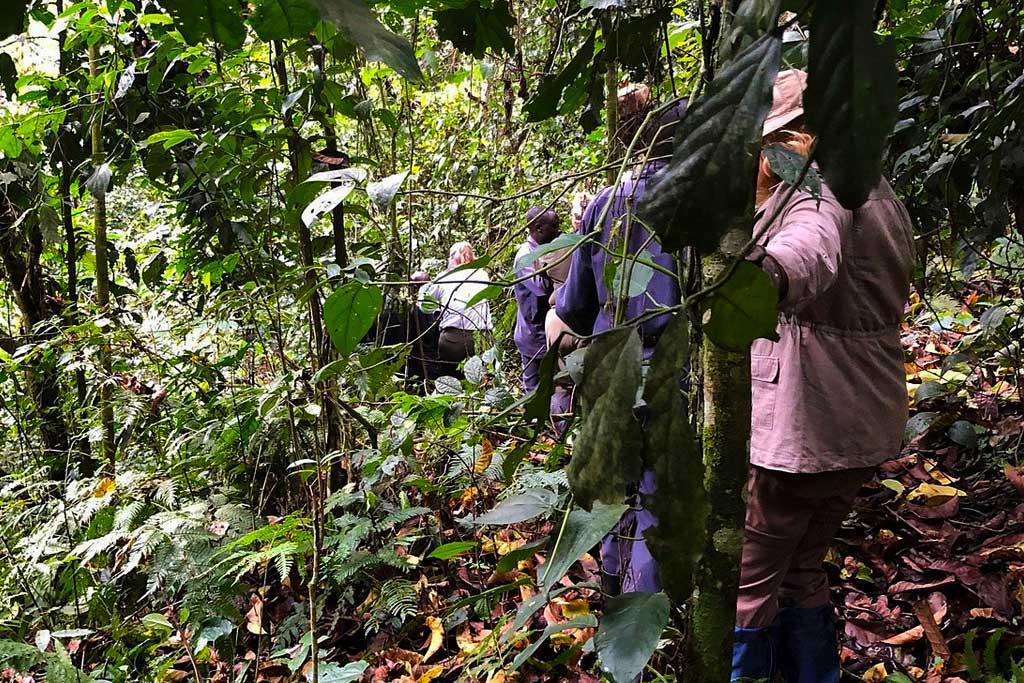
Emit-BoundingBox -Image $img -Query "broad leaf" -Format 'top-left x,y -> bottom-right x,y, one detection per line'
540,501 -> 627,592
85,163 -> 112,198
522,346 -> 558,425
610,248 -> 655,298
308,0 -> 424,82
303,168 -> 368,185
367,171 -> 409,209
428,541 -> 477,560
435,0 -> 516,59
719,0 -> 781,62
594,592 -> 671,683
161,0 -> 246,50
524,32 -> 596,122
701,261 -> 779,351
640,315 -> 705,601
314,661 -> 369,683
805,0 -> 898,209
567,329 -> 644,510
638,33 -> 782,254
250,0 -> 319,41
465,488 -> 557,525
764,145 -> 822,202
323,281 -> 384,355
303,184 -> 356,228
496,536 -> 548,573
513,232 -> 587,273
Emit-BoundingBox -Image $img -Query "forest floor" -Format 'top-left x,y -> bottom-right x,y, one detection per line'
313,293 -> 1024,683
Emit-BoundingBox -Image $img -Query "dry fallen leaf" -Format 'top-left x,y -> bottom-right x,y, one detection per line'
474,438 -> 494,474
907,483 -> 967,506
862,662 -> 888,682
422,616 -> 444,663
417,665 -> 444,683
245,595 -> 265,635
92,477 -> 116,498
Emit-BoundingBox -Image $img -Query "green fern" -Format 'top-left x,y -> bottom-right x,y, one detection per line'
365,578 -> 418,634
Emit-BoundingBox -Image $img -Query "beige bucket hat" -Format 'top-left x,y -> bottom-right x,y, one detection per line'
763,69 -> 808,136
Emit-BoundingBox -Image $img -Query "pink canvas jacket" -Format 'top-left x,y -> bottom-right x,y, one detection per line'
751,179 -> 915,473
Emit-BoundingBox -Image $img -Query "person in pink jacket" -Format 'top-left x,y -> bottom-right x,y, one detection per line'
732,70 -> 916,682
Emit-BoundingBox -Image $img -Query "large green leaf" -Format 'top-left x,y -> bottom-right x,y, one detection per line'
701,261 -> 779,351
805,0 -> 898,209
315,661 -> 369,683
367,171 -> 409,209
593,592 -> 671,683
161,0 -> 247,51
250,0 -> 320,40
465,488 -> 557,525
435,0 -> 516,59
638,33 -> 782,254
307,0 -> 423,82
539,501 -> 627,593
523,32 -> 596,123
323,281 -> 384,355
513,232 -> 587,273
567,328 -> 644,510
522,346 -> 557,425
640,315 -> 705,601
764,145 -> 822,202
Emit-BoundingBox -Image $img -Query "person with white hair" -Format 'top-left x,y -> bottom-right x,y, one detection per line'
417,242 -> 492,376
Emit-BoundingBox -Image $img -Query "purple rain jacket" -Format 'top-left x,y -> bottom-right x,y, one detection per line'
555,161 -> 681,350
554,162 -> 681,594
513,236 -> 552,362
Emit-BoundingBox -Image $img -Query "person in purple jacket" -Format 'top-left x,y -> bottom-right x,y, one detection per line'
553,97 -> 689,594
513,207 -> 561,393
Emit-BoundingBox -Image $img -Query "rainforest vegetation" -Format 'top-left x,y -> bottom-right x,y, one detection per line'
1,0 -> 1023,681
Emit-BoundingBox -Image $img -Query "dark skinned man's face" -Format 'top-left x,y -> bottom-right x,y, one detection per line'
530,221 -> 560,245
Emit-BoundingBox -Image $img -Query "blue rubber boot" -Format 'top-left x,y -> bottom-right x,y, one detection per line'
731,626 -> 776,682
776,605 -> 840,683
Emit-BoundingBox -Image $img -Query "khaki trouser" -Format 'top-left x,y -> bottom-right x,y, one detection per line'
736,465 -> 874,628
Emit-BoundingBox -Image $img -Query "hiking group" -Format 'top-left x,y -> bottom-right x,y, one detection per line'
404,69 -> 914,683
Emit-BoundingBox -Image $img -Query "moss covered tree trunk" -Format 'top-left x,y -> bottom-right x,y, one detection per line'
685,229 -> 752,683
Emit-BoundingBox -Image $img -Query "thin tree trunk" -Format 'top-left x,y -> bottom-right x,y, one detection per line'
88,42 -> 116,472
57,0 -> 88,412
604,16 -> 619,185
685,229 -> 752,683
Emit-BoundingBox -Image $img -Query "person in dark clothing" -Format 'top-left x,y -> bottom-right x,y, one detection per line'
553,95 -> 689,594
405,271 -> 443,387
513,207 -> 561,393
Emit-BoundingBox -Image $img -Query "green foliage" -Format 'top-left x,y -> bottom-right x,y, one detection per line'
308,0 -> 423,81
593,591 -> 671,683
250,0 -> 321,41
539,501 -> 626,593
161,0 -> 247,50
324,282 -> 384,355
567,328 -> 644,510
639,33 -> 782,254
805,0 -> 898,209
640,315 -> 705,601
435,0 -> 517,59
701,261 -> 780,351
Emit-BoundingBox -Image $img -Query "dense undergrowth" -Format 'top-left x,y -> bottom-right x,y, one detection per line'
1,0 -> 1024,681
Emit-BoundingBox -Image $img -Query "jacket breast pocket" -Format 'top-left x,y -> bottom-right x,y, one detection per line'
751,355 -> 780,431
